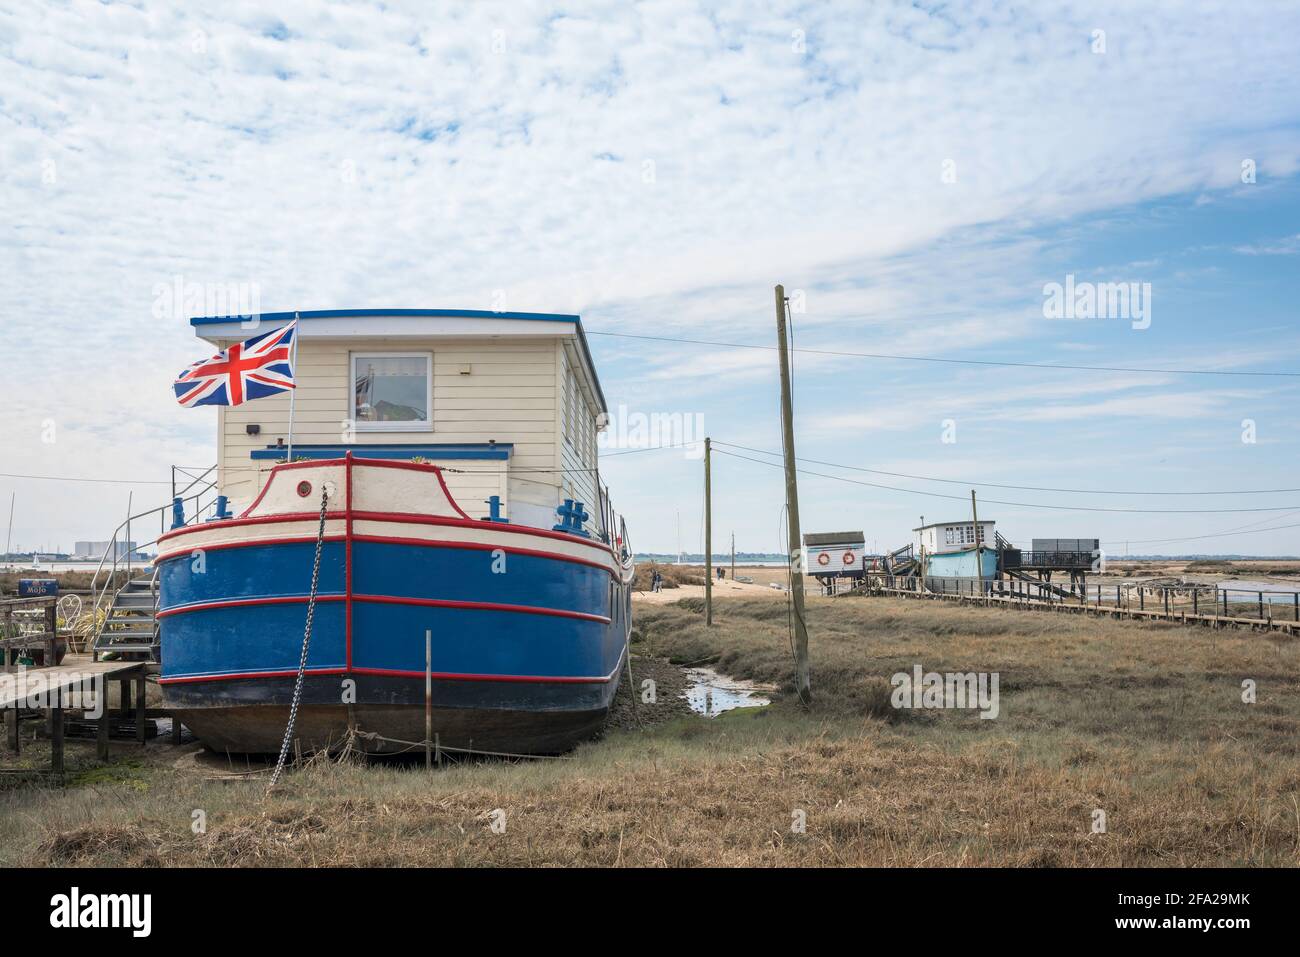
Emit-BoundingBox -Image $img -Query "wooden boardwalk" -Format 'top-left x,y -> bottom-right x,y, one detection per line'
870,585 -> 1300,635
1,658 -> 147,776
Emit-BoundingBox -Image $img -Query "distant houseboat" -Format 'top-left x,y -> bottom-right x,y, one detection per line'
157,309 -> 635,755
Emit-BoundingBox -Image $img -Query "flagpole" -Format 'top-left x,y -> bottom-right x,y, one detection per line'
287,313 -> 300,463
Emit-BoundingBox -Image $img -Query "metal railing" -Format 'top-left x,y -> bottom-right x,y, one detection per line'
865,573 -> 1300,626
87,465 -> 219,631
1000,549 -> 1097,570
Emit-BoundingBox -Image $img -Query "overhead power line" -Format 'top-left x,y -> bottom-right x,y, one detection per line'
711,440 -> 1300,496
584,329 -> 1300,378
0,471 -> 170,486
710,447 -> 1300,515
1099,521 -> 1300,548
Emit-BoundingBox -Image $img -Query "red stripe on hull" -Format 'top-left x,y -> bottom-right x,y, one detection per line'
351,533 -> 615,574
157,594 -> 347,619
345,452 -> 354,670
157,591 -> 604,623
158,509 -> 614,560
158,665 -> 618,685
155,534 -> 346,564
352,593 -> 610,623
159,667 -> 348,685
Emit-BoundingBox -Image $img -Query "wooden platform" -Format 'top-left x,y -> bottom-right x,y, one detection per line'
1,658 -> 148,776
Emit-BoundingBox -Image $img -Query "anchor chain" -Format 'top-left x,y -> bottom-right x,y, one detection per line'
267,484 -> 330,793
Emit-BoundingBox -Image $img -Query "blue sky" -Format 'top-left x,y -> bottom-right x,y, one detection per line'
1,1 -> 1298,556
603,180 -> 1300,557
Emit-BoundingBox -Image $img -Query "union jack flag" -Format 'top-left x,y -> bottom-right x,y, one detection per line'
173,320 -> 297,407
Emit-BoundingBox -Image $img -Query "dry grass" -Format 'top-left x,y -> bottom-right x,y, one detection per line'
632,563 -> 707,590
3,595 -> 1298,867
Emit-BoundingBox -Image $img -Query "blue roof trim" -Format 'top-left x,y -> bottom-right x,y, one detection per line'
189,307 -> 608,413
251,443 -> 513,462
189,308 -> 580,325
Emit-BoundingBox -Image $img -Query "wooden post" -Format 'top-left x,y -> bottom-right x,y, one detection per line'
731,531 -> 735,583
775,285 -> 811,705
135,673 -> 147,745
704,437 -> 713,626
6,703 -> 18,754
50,705 -> 64,777
45,600 -> 57,666
969,490 -> 983,597
98,683 -> 111,760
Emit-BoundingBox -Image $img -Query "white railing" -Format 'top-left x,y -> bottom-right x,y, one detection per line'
88,465 -> 220,634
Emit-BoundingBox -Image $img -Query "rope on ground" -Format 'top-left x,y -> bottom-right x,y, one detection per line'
349,728 -> 572,761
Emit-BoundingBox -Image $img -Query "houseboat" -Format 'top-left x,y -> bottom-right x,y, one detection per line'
156,309 -> 635,755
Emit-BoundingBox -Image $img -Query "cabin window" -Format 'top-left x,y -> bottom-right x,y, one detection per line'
944,527 -> 954,545
567,373 -> 580,444
351,352 -> 432,431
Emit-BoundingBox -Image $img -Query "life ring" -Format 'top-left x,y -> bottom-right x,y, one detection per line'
817,552 -> 830,566
843,550 -> 856,565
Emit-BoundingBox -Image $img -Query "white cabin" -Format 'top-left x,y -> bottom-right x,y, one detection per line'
191,308 -> 609,534
914,520 -> 995,555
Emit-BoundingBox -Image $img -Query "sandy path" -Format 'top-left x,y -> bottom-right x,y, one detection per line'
632,579 -> 782,604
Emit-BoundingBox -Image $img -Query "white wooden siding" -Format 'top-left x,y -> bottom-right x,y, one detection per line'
217,336 -> 567,520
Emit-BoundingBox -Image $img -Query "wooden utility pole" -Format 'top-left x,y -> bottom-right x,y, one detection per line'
775,285 -> 812,705
730,531 -> 735,581
970,490 -> 984,595
918,514 -> 926,588
704,436 -> 713,626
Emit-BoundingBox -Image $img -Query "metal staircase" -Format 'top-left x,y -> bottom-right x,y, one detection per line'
93,571 -> 160,662
88,465 -> 220,667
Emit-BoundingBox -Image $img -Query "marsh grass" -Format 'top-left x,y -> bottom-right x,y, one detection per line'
3,596 -> 1297,867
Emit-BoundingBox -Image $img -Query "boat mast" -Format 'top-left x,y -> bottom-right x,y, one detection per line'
4,491 -> 13,562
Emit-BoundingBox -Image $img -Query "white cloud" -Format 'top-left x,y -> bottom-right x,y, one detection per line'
2,1 -> 1300,551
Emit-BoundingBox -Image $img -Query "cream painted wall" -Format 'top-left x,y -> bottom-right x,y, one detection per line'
214,334 -> 602,529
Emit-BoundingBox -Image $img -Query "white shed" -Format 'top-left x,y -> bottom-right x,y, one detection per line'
914,520 -> 995,555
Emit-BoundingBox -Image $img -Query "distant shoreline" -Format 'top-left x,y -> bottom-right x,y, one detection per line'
637,554 -> 1300,563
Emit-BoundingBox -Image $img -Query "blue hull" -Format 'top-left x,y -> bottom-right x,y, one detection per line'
157,458 -> 633,754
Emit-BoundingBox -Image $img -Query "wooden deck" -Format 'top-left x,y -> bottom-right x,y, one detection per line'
1,657 -> 148,776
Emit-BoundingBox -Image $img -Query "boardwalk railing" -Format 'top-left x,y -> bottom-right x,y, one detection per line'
0,596 -> 61,666
859,573 -> 1300,632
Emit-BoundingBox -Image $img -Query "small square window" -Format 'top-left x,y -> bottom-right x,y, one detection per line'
351,353 -> 432,431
